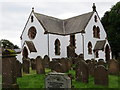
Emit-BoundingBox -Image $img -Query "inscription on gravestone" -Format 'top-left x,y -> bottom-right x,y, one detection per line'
45,72 -> 71,89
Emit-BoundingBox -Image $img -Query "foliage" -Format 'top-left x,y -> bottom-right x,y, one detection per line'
101,2 -> 120,58
17,68 -> 119,88
0,39 -> 19,49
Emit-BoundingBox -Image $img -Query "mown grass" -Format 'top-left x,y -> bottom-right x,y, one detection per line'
17,68 -> 120,88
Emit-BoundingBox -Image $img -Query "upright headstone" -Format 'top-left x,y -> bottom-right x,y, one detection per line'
15,60 -> 22,77
22,58 -> 30,74
97,60 -> 106,66
30,58 -> 36,70
53,63 -> 63,73
45,72 -> 71,88
94,65 -> 108,86
108,59 -> 119,75
36,56 -> 45,74
2,55 -> 19,88
75,60 -> 89,83
43,55 -> 50,68
60,58 -> 69,72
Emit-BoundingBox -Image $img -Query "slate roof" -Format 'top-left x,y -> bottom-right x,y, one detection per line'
34,11 -> 94,35
94,40 -> 106,50
25,41 -> 37,52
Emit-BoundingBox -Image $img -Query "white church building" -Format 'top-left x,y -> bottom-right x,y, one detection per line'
20,4 -> 112,62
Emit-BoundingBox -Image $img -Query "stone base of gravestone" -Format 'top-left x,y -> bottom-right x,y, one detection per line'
2,83 -> 19,89
45,72 -> 71,88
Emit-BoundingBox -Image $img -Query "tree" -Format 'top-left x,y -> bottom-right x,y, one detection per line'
0,39 -> 19,49
101,1 -> 120,58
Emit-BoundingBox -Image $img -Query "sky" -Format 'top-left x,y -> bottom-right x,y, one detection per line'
0,0 -> 119,48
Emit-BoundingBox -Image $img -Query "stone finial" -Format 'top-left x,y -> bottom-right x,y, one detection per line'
92,3 -> 96,12
32,7 -> 34,12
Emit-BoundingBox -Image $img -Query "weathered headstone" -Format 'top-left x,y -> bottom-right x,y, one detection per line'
43,55 -> 50,68
97,60 -> 106,66
45,72 -> 71,88
30,58 -> 36,70
53,63 -> 63,73
108,59 -> 119,75
94,65 -> 108,86
23,58 -> 30,74
2,56 -> 19,88
60,58 -> 69,72
75,60 -> 89,83
15,60 -> 22,77
36,56 -> 45,74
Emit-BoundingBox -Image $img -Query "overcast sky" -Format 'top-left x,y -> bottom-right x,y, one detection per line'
0,0 -> 119,48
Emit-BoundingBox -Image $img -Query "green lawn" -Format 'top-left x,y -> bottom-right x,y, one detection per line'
17,68 -> 120,88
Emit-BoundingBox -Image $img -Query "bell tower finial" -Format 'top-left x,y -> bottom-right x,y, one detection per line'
32,7 -> 34,12
92,3 -> 96,12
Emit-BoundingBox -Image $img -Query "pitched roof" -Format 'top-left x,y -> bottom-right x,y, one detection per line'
34,11 -> 94,35
94,40 -> 106,50
25,41 -> 37,52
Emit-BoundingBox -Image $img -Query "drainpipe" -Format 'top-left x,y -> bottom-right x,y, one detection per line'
81,33 -> 84,59
47,34 -> 49,57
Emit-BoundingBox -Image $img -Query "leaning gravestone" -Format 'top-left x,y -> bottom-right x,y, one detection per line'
36,56 -> 45,74
108,59 -> 119,75
94,65 -> 108,86
75,60 -> 89,83
45,72 -> 71,89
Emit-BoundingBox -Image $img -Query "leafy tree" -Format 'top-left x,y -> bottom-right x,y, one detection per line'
0,39 -> 19,49
101,2 -> 120,58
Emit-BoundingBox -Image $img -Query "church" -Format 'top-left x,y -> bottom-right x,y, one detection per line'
20,4 -> 112,62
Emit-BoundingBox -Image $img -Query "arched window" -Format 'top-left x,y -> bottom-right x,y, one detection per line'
88,42 -> 92,54
97,26 -> 100,38
55,39 -> 60,55
94,15 -> 97,22
93,25 -> 100,38
31,16 -> 34,22
70,34 -> 76,47
95,50 -> 99,58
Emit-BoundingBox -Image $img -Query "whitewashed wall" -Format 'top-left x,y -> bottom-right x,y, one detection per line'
49,34 -> 69,60
84,12 -> 112,61
21,12 -> 48,59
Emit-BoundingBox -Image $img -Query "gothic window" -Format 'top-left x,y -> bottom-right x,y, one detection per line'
94,15 -> 97,22
88,42 -> 92,54
31,16 -> 34,22
55,39 -> 60,55
93,25 -> 100,38
70,34 -> 76,47
95,51 -> 99,58
97,26 -> 100,38
28,26 -> 37,39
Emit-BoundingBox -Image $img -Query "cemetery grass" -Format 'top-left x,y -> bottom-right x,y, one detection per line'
17,68 -> 120,88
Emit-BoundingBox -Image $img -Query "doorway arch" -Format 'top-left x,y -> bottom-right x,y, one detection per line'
105,44 -> 110,62
22,47 -> 28,58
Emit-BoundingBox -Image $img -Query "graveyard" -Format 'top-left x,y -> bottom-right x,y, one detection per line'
2,50 -> 120,89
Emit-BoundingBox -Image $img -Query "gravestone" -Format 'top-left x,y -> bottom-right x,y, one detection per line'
36,56 -> 45,74
86,59 -> 91,64
53,63 -> 63,73
23,58 -> 30,74
60,58 -> 69,72
43,55 -> 50,68
30,58 -> 36,70
2,56 -> 19,88
97,60 -> 106,66
75,60 -> 89,83
94,65 -> 108,86
15,60 -> 22,77
108,59 -> 119,75
45,72 -> 71,88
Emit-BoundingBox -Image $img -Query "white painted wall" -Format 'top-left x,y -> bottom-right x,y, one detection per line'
21,12 -> 48,59
49,34 -> 69,60
84,12 -> 112,61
